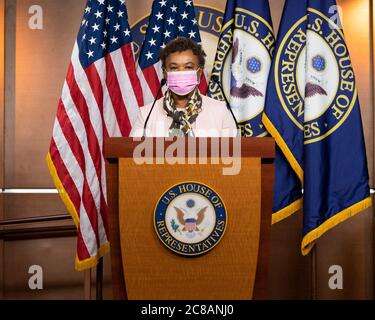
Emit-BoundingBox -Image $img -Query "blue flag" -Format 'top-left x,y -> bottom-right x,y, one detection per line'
263,0 -> 372,254
263,0 -> 306,223
208,0 -> 275,137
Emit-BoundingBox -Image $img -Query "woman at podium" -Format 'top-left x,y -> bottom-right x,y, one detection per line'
130,37 -> 238,138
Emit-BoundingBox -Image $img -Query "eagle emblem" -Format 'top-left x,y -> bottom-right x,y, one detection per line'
230,37 -> 264,99
175,206 -> 207,233
305,55 -> 328,98
154,182 -> 227,256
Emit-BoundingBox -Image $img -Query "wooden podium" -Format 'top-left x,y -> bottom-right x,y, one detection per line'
105,137 -> 274,300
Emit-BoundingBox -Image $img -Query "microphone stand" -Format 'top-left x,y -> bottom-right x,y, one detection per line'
210,76 -> 239,131
143,79 -> 167,137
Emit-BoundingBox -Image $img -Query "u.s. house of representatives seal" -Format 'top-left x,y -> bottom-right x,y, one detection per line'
154,182 -> 227,256
275,8 -> 357,144
208,7 -> 275,137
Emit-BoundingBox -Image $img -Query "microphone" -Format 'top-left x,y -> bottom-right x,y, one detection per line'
143,78 -> 167,137
210,75 -> 239,131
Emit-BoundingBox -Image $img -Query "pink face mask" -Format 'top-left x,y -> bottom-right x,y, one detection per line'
166,70 -> 199,96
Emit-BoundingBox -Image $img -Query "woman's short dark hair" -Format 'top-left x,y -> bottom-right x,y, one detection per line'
160,37 -> 206,69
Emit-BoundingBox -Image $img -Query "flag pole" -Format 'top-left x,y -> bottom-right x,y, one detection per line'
96,257 -> 103,300
311,246 -> 317,300
84,268 -> 92,300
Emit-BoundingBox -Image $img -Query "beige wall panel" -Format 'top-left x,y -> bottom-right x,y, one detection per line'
337,0 -> 373,186
3,194 -> 66,219
269,212 -> 313,299
3,237 -> 83,299
315,203 -> 374,299
127,0 -> 154,24
4,0 -> 86,188
269,0 -> 285,35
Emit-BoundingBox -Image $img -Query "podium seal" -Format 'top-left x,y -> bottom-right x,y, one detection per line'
154,182 -> 227,256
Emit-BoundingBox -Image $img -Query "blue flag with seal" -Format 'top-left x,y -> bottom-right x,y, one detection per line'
207,0 -> 275,137
263,0 -> 306,223
263,0 -> 372,255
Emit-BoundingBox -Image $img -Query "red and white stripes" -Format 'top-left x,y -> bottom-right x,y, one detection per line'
47,41 -> 143,270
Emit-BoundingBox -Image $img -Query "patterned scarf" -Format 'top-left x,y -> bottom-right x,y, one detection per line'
163,88 -> 202,137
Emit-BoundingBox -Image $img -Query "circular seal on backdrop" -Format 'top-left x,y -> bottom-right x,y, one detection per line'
208,8 -> 275,137
274,8 -> 357,144
154,182 -> 227,256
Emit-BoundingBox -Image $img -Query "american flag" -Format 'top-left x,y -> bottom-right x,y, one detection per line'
46,0 -> 143,271
137,0 -> 208,105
